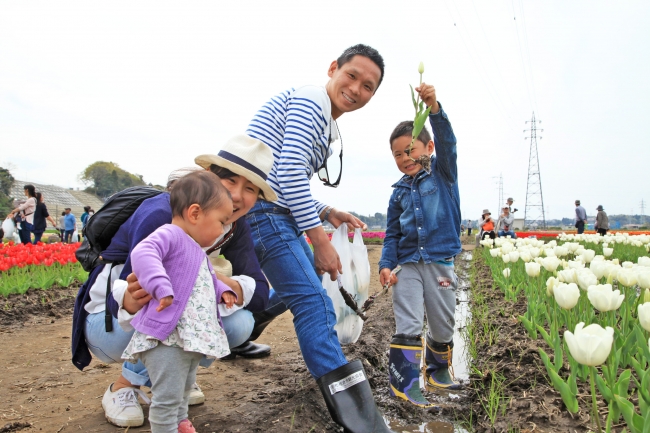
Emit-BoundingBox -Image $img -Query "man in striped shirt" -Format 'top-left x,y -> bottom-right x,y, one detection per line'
246,44 -> 395,432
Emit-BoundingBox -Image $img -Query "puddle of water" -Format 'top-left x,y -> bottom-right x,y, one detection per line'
386,419 -> 470,433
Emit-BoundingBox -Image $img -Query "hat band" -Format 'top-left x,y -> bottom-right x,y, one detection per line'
218,150 -> 267,181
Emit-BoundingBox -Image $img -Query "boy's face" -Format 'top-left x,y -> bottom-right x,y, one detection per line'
326,55 -> 381,119
391,135 -> 434,177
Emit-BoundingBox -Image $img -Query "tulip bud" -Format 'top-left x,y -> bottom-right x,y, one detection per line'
546,276 -> 558,296
525,262 -> 541,277
644,288 -> 650,304
503,268 -> 511,278
418,62 -> 425,74
638,303 -> 650,332
564,322 -> 614,366
638,271 -> 650,290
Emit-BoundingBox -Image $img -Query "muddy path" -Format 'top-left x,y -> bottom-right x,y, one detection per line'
0,246 -> 473,433
467,251 -> 595,433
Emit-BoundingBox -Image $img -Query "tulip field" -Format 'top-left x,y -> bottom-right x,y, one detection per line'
0,241 -> 88,296
480,233 -> 650,432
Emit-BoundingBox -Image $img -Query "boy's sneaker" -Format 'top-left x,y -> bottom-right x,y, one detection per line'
188,383 -> 205,405
178,419 -> 197,433
102,384 -> 149,427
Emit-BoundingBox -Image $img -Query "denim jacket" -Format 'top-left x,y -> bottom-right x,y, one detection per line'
379,104 -> 461,271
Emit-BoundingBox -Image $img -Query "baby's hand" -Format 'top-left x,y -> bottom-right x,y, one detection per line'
379,268 -> 399,288
156,296 -> 173,312
221,292 -> 236,309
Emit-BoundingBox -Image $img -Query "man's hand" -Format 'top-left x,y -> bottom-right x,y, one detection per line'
327,209 -> 368,231
306,226 -> 342,281
156,295 -> 173,312
221,292 -> 236,309
123,272 -> 152,315
379,268 -> 399,287
415,83 -> 440,114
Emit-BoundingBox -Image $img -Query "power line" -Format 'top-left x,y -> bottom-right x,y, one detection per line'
440,0 -> 515,129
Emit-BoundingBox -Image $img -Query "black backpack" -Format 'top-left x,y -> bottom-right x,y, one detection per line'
75,186 -> 164,272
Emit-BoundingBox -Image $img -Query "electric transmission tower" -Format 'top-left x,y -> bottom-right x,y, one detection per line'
641,199 -> 646,225
523,113 -> 546,229
493,173 -> 503,214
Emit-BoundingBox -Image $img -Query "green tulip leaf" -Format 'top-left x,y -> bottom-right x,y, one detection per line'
536,324 -> 553,347
630,357 -> 645,382
568,371 -> 578,396
614,394 -> 644,433
638,389 -> 649,419
556,378 -> 579,414
595,372 -> 613,403
554,341 -> 563,372
635,325 -> 650,361
617,369 -> 632,399
409,85 -> 417,112
641,369 -> 650,405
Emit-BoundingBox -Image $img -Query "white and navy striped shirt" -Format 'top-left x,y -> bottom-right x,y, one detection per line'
246,86 -> 337,231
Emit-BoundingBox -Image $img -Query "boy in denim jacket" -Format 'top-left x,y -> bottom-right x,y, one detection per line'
379,83 -> 462,407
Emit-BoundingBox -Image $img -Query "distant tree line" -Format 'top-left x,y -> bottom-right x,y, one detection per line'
0,167 -> 15,215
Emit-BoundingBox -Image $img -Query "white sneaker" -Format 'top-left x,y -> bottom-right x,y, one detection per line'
101,384 -> 149,427
188,383 -> 205,406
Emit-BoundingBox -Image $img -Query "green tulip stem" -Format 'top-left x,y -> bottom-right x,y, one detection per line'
590,366 -> 603,433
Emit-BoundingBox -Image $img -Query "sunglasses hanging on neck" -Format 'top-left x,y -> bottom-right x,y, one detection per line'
318,119 -> 343,188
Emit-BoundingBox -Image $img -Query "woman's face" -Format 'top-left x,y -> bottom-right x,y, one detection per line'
23,189 -> 29,197
219,175 -> 260,224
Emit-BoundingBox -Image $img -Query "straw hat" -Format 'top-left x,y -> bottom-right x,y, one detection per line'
195,135 -> 277,202
482,209 -> 491,215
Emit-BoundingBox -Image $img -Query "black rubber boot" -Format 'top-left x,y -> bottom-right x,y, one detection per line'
388,334 -> 435,407
424,334 -> 462,390
316,360 -> 396,433
248,309 -> 276,341
221,310 -> 276,360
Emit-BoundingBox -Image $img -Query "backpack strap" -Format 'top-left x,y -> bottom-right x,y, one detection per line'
103,261 -> 125,332
205,221 -> 237,256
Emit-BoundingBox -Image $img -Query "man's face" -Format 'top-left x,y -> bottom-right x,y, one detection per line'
507,200 -> 513,206
503,208 -> 509,216
65,209 -> 70,214
326,55 -> 382,119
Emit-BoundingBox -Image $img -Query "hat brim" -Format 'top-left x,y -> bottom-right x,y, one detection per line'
195,154 -> 278,202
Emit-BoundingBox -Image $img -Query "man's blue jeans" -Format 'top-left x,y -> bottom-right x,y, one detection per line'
246,201 -> 347,379
498,230 -> 517,238
64,229 -> 74,243
85,307 -> 255,387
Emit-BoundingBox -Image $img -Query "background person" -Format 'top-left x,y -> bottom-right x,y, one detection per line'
245,44 -> 394,433
63,208 -> 76,243
497,206 -> 516,238
58,212 -> 66,242
7,184 -> 37,244
72,138 -> 276,428
596,205 -> 609,235
506,197 -> 517,214
479,209 -> 496,241
467,219 -> 472,236
32,192 -> 57,244
575,200 -> 587,234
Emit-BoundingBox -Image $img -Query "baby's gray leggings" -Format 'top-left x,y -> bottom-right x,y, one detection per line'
140,344 -> 203,433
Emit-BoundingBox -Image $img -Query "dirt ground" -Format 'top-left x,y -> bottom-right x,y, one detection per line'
0,246 -> 472,433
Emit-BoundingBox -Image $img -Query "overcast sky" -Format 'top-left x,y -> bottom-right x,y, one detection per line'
1,1 -> 649,221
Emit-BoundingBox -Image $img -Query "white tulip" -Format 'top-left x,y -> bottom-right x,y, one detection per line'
502,254 -> 511,264
546,276 -> 559,296
520,251 -> 532,263
544,249 -> 556,257
568,260 -> 585,269
577,269 -> 598,291
590,261 -> 607,279
566,242 -> 580,253
489,248 -> 500,258
547,240 -> 558,248
582,250 -> 596,263
525,262 -> 541,277
558,268 -> 578,284
612,259 -> 620,266
564,322 -> 614,366
501,242 -> 514,254
503,268 -> 511,278
638,257 -> 650,267
554,283 -> 580,310
509,251 -> 520,263
617,268 -> 637,287
587,284 -> 625,312
602,243 -> 608,248
637,271 -> 650,290
541,257 -> 561,272
622,261 -> 634,269
530,247 -> 540,258
638,303 -> 650,332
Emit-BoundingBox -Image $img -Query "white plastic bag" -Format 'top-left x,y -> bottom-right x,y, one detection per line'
322,225 -> 370,344
71,230 -> 79,243
2,218 -> 15,239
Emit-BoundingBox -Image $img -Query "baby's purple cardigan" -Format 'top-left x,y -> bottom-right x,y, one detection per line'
130,224 -> 236,341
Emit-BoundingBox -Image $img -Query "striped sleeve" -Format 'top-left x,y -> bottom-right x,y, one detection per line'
276,91 -> 330,231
